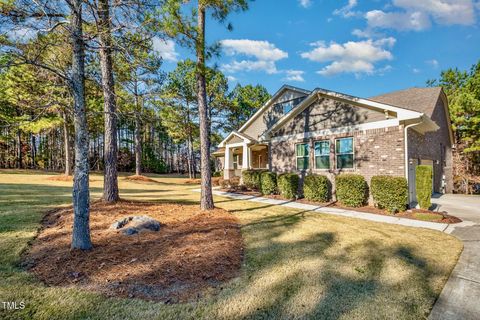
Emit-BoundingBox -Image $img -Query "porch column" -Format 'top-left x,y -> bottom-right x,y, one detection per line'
242,143 -> 249,170
224,146 -> 233,179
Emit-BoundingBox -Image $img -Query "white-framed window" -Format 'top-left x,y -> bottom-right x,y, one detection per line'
335,137 -> 354,169
233,154 -> 243,169
296,143 -> 309,170
314,140 -> 330,169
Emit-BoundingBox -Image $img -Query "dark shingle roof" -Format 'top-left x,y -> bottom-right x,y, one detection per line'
369,87 -> 443,117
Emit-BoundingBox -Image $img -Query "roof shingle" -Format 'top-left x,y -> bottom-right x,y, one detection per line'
369,87 -> 443,117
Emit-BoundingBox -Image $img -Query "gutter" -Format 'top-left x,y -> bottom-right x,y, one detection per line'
404,117 -> 423,204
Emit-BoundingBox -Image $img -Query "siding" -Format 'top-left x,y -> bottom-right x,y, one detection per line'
274,97 -> 387,137
242,90 -> 307,139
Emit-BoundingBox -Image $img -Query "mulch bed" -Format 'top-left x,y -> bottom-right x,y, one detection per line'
221,188 -> 462,224
46,175 -> 73,182
123,175 -> 160,183
23,200 -> 243,303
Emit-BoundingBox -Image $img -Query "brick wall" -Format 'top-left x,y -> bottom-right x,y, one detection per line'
407,96 -> 453,193
270,125 -> 405,200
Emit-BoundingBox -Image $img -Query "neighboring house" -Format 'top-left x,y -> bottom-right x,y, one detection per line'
214,85 -> 454,205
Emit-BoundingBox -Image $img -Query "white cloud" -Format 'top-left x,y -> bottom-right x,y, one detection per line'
220,39 -> 288,75
152,38 -> 179,62
220,39 -> 288,61
300,38 -> 395,76
333,0 -> 359,17
412,68 -> 421,73
365,0 -> 478,31
426,59 -> 439,68
283,70 -> 305,82
299,0 -> 312,8
227,75 -> 237,82
221,60 -> 279,74
366,10 -> 431,31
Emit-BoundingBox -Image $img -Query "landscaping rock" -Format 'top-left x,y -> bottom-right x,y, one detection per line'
110,216 -> 161,235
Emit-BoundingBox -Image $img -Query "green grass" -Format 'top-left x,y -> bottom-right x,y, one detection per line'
0,170 -> 463,320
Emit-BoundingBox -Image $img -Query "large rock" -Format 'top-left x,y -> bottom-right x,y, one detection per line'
110,215 -> 161,235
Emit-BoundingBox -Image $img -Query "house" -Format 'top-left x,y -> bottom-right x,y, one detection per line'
214,85 -> 454,205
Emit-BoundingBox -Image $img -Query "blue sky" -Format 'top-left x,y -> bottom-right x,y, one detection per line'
154,0 -> 480,97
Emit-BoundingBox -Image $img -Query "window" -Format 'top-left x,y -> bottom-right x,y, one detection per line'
233,154 -> 243,169
296,143 -> 309,170
314,140 -> 330,169
335,137 -> 354,169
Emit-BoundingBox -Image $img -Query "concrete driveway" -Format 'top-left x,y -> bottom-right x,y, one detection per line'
429,194 -> 480,320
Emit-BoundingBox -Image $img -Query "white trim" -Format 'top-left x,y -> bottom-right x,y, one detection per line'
270,119 -> 400,143
224,142 -> 245,148
264,88 -> 425,138
335,137 -> 354,170
236,85 -> 310,134
219,131 -> 252,148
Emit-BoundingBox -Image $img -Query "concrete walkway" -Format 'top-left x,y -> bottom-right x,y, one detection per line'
208,189 -> 473,232
429,194 -> 480,320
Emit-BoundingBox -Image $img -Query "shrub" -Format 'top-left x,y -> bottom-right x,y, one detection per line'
371,175 -> 408,213
277,173 -> 299,199
242,170 -> 263,190
303,174 -> 331,202
212,171 -> 222,177
335,174 -> 368,207
212,177 -> 221,187
219,177 -> 229,189
230,176 -> 240,187
260,171 -> 277,195
416,165 -> 433,209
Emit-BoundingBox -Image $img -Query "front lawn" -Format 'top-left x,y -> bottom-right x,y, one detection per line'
0,171 -> 462,319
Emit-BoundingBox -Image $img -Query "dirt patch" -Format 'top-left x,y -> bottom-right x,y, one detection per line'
123,175 -> 160,184
23,200 -> 243,303
46,175 -> 73,182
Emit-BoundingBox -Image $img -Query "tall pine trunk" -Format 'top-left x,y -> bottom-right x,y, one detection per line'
16,129 -> 22,169
63,112 -> 72,176
98,0 -> 119,202
71,0 -> 92,250
196,5 -> 214,210
134,88 -> 142,176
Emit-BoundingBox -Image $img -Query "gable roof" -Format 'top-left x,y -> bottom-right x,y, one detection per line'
263,87 -> 437,139
236,85 -> 311,133
218,131 -> 257,148
369,87 -> 443,117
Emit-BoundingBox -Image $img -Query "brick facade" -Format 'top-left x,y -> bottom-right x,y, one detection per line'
270,125 -> 405,200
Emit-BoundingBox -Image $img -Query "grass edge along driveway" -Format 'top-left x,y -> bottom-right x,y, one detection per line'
0,171 -> 463,320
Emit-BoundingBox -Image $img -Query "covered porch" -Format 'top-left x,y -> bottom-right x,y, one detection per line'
214,131 -> 269,180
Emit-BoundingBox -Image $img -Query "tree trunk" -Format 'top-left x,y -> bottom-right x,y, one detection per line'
63,112 -> 72,176
30,133 -> 36,169
98,0 -> 119,202
70,0 -> 92,250
196,5 -> 214,210
16,129 -> 22,169
134,88 -> 142,176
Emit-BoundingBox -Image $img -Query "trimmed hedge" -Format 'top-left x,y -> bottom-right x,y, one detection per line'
278,173 -> 299,199
260,171 -> 277,195
416,165 -> 433,209
371,175 -> 408,213
303,174 -> 331,202
242,170 -> 265,190
335,174 -> 368,207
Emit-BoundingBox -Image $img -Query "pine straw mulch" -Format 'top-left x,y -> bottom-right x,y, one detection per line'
22,200 -> 243,303
123,175 -> 160,183
46,175 -> 73,182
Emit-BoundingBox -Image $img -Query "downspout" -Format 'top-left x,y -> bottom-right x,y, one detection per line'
404,116 -> 424,203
